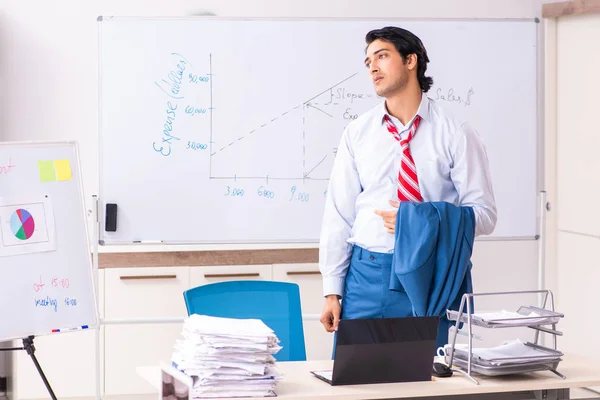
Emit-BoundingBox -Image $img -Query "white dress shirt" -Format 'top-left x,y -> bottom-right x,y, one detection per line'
319,94 -> 497,297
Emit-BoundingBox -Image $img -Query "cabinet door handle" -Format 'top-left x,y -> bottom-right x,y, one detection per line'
204,273 -> 260,279
286,271 -> 321,276
119,274 -> 177,280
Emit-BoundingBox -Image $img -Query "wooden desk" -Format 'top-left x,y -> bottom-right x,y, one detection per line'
138,354 -> 600,399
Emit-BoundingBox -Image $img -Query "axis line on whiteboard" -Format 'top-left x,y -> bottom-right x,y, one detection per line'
209,52 -> 213,178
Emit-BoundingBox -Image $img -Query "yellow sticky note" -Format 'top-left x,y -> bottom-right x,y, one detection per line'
38,160 -> 56,182
54,159 -> 72,181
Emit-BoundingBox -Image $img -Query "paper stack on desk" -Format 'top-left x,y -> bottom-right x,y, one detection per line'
472,310 -> 550,326
453,339 -> 563,366
171,314 -> 283,398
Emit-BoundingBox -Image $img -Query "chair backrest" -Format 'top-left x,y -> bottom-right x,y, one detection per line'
183,280 -> 307,362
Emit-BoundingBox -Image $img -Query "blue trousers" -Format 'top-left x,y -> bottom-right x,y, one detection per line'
333,245 -> 450,357
341,246 -> 412,319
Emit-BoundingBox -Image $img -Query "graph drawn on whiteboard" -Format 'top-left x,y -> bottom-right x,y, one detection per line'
155,53 -> 381,182
209,65 -> 380,181
0,195 -> 56,257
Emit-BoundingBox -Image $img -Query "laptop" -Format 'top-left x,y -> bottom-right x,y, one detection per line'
311,316 -> 439,386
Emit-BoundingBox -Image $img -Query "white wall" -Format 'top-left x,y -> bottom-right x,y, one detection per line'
0,0 -> 548,281
551,11 -> 600,361
0,1 -> 553,393
0,0 -> 548,313
0,0 -> 547,248
1,0 -> 544,212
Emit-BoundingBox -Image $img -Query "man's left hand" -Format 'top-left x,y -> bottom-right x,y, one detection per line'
374,200 -> 400,234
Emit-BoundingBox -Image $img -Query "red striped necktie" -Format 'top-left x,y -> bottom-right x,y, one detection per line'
384,114 -> 423,202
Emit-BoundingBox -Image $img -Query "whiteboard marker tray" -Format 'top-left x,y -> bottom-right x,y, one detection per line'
447,306 -> 564,328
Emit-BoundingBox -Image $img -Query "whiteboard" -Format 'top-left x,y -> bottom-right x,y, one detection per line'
98,17 -> 539,244
0,141 -> 98,341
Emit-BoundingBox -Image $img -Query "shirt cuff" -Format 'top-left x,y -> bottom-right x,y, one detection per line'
323,277 -> 345,298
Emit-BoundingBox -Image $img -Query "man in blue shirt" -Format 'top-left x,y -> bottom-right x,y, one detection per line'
319,26 -> 497,333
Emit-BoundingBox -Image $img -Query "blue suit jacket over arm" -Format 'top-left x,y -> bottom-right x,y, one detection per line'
390,201 -> 475,327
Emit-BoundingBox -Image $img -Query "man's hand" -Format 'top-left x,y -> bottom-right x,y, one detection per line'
320,295 -> 341,332
374,200 -> 400,234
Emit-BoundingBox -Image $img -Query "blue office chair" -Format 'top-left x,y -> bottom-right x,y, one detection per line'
183,280 -> 307,362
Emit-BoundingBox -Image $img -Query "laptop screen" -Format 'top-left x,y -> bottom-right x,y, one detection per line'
331,316 -> 440,385
336,316 -> 439,346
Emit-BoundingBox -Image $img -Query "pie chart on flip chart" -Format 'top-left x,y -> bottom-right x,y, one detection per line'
10,209 -> 36,240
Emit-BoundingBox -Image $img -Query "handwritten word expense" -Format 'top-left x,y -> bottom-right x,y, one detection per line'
153,101 -> 180,157
343,108 -> 358,120
153,53 -> 191,157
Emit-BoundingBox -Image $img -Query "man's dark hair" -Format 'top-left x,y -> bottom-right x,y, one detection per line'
365,26 -> 433,93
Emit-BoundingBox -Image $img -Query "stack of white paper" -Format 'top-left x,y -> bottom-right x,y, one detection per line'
452,339 -> 563,366
172,314 -> 283,398
474,310 -> 548,326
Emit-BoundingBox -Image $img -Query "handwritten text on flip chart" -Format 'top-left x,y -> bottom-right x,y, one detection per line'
32,275 -> 76,313
0,158 -> 16,175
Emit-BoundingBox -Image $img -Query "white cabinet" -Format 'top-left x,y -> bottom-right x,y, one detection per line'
103,267 -> 189,395
272,263 -> 334,361
104,267 -> 189,319
190,264 -> 272,287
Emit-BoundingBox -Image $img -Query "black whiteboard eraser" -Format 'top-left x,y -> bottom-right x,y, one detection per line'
105,203 -> 118,232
